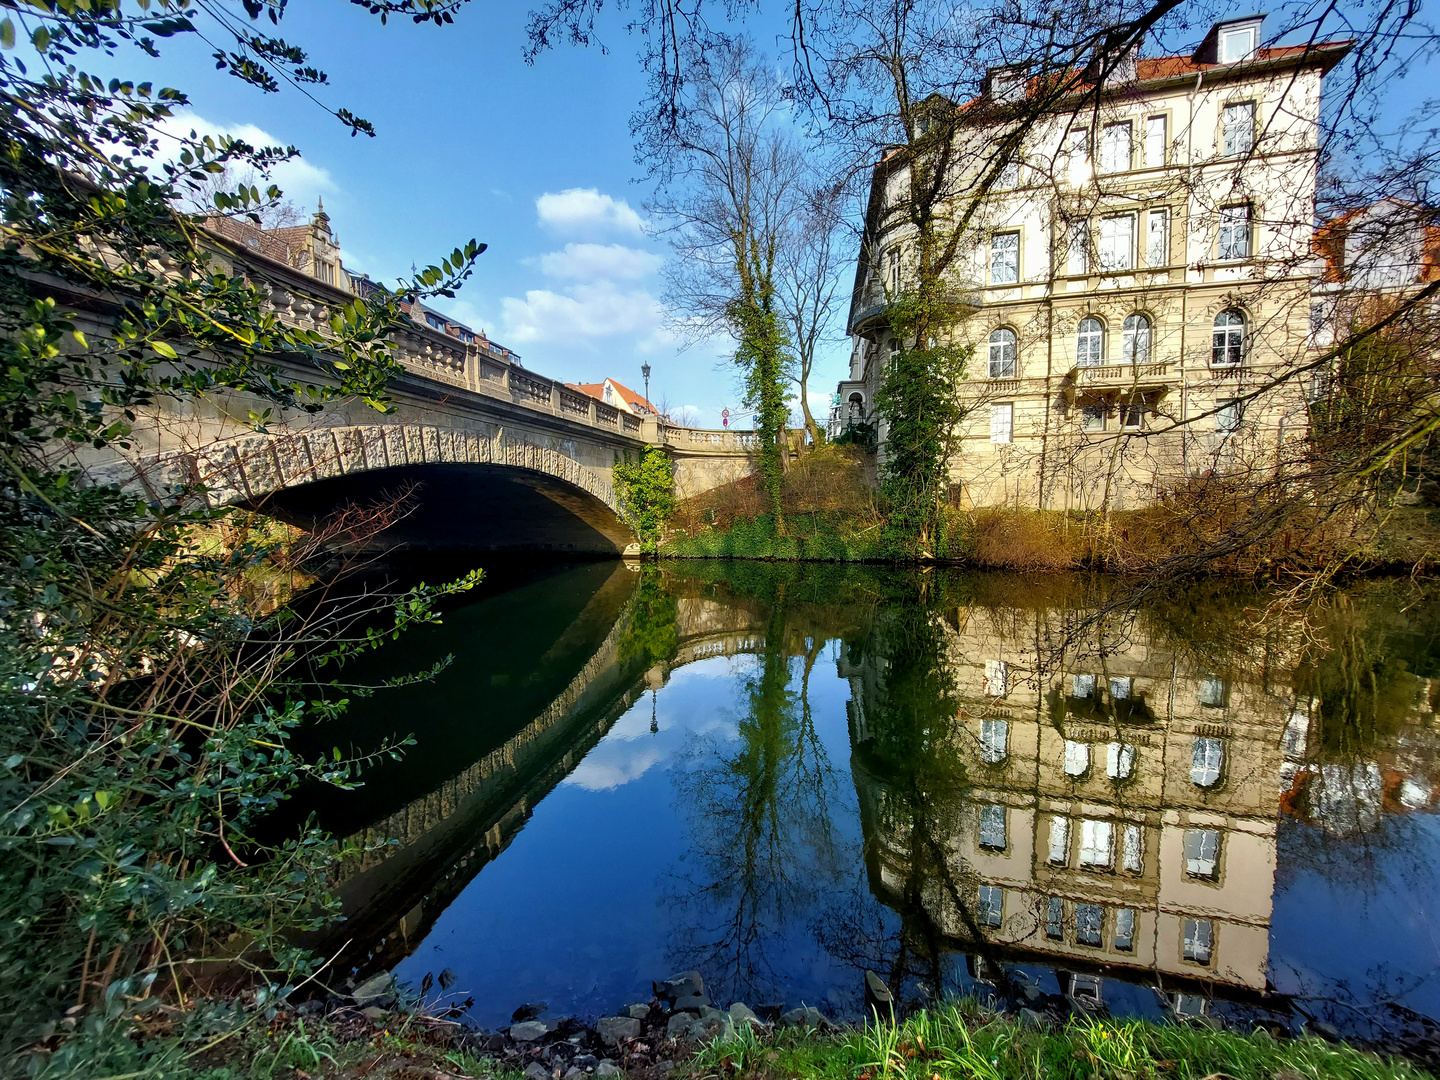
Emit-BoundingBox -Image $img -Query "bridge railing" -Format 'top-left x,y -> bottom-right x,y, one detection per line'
230,238 -> 752,454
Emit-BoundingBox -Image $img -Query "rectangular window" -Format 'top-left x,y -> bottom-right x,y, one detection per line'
1184,828 -> 1220,877
1216,398 -> 1242,433
1221,27 -> 1256,63
426,312 -> 446,330
1114,908 -> 1136,951
1222,102 -> 1255,156
1198,676 -> 1227,707
1183,918 -> 1214,963
1067,219 -> 1090,275
981,719 -> 1009,764
1119,402 -> 1145,430
984,659 -> 1008,697
1191,737 -> 1224,787
991,232 -> 1019,284
990,402 -> 1014,444
1048,816 -> 1071,864
978,885 -> 1004,927
1123,824 -> 1144,872
887,248 -> 901,294
979,804 -> 1008,850
1147,208 -> 1170,267
1046,896 -> 1065,940
1145,115 -> 1168,166
1081,404 -> 1106,431
1072,673 -> 1096,698
1067,128 -> 1089,176
1075,903 -> 1104,946
1218,205 -> 1251,260
1100,122 -> 1133,173
1079,820 -> 1114,868
996,160 -> 1021,190
1099,214 -> 1135,271
1106,742 -> 1135,779
1064,740 -> 1090,777
1309,299 -> 1333,348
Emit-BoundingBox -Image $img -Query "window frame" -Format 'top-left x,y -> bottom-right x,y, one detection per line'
1144,114 -> 1169,167
1191,736 -> 1225,787
1080,403 -> 1106,432
1099,120 -> 1134,174
990,402 -> 1015,444
1119,400 -> 1146,430
1184,827 -> 1221,879
1048,816 -> 1071,865
1122,823 -> 1144,873
978,804 -> 1008,851
980,718 -> 1009,764
1114,907 -> 1137,951
1106,741 -> 1136,779
1098,213 -> 1136,272
1045,896 -> 1065,940
1147,208 -> 1170,267
1212,310 -> 1246,367
1221,100 -> 1256,156
1078,819 -> 1114,869
1183,918 -> 1215,964
1218,204 -> 1252,261
988,327 -> 1018,379
990,231 -> 1020,285
1075,902 -> 1105,947
1216,397 -> 1243,434
1067,218 -> 1091,276
977,885 -> 1004,928
1063,739 -> 1091,778
1121,313 -> 1152,364
1076,316 -> 1106,367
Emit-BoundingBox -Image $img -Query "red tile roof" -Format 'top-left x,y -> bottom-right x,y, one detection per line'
566,378 -> 658,414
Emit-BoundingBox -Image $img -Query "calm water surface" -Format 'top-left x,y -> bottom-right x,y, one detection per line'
296,561 -> 1440,1045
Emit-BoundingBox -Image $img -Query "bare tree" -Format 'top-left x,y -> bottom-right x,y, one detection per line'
777,185 -> 848,448
181,163 -> 306,230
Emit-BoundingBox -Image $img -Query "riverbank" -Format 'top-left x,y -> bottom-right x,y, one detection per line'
661,448 -> 1440,573
87,989 -> 1435,1080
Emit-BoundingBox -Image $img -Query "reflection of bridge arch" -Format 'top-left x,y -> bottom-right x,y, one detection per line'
94,423 -> 633,553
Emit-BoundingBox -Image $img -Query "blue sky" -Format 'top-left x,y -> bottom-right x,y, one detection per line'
131,3 -> 826,430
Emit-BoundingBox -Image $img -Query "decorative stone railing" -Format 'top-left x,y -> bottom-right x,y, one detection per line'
1071,360 -> 1176,389
661,426 -> 761,452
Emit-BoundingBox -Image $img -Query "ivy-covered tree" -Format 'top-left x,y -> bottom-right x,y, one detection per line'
614,445 -> 677,553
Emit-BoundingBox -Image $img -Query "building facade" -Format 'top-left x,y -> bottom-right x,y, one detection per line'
835,18 -> 1351,510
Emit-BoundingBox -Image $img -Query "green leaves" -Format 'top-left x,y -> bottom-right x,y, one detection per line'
0,19 -> 15,49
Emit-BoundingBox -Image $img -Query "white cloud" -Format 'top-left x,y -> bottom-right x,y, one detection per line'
501,281 -> 666,345
154,111 -> 337,210
538,243 -> 662,282
535,188 -> 645,238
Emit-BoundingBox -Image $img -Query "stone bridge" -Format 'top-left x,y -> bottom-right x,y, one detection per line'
64,239 -> 756,553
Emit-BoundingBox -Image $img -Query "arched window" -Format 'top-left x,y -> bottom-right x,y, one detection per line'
1212,310 -> 1244,366
988,327 -> 1017,378
847,392 -> 865,421
1121,313 -> 1152,364
1077,317 -> 1105,367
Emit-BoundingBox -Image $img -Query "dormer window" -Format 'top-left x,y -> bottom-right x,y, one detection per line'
425,312 -> 446,331
987,66 -> 1027,105
1221,25 -> 1256,62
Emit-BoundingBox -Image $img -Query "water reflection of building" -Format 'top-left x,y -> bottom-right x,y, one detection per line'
844,604 -> 1306,1004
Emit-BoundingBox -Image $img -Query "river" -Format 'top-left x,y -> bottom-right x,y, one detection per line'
289,559 -> 1440,1047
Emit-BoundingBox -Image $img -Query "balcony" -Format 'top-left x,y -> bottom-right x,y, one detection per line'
1066,360 -> 1176,397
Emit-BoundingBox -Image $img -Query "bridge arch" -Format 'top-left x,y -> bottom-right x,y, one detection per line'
98,422 -> 635,553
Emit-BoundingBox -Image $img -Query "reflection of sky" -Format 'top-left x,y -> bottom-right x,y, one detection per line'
393,653 -> 845,1029
561,663 -> 741,792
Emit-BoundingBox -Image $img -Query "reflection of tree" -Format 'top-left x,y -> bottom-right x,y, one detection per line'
665,595 -> 849,1003
620,565 -> 679,669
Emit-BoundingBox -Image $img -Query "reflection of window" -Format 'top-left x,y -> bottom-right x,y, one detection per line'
1115,908 -> 1136,951
1046,896 -> 1065,939
981,719 -> 1009,764
978,885 -> 1004,927
984,659 -> 1008,697
1106,742 -> 1135,779
1191,737 -> 1224,787
1100,122 -> 1132,173
988,328 -> 1018,378
1079,819 -> 1113,868
1099,214 -> 1134,271
1048,816 -> 1071,864
1064,740 -> 1090,777
979,804 -> 1007,849
1184,828 -> 1220,877
1198,676 -> 1227,707
1121,314 -> 1152,364
990,403 -> 1014,444
1072,673 -> 1096,698
991,232 -> 1019,284
1123,824 -> 1144,872
1109,676 -> 1132,700
1075,903 -> 1104,946
1221,101 -> 1255,155
1282,710 -> 1309,757
1077,317 -> 1105,367
1213,310 -> 1245,366
1183,918 -> 1214,963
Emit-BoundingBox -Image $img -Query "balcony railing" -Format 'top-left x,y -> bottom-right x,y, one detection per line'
1069,360 -> 1176,391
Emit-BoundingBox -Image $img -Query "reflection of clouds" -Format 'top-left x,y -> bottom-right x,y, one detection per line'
561,659 -> 743,791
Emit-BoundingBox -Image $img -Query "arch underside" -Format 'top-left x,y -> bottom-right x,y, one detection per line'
94,423 -> 634,554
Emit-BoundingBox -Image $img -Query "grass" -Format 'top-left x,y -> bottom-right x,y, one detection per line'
687,1001 -> 1430,1080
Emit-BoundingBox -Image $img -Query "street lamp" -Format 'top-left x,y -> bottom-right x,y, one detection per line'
641,362 -> 652,414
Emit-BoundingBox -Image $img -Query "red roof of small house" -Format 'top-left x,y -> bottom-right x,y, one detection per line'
566,379 -> 658,415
